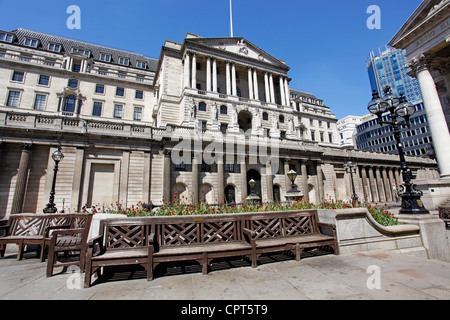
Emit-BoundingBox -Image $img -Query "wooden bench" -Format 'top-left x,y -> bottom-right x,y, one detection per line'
46,213 -> 93,277
84,210 -> 338,287
0,214 -> 77,261
439,206 -> 450,229
84,219 -> 154,288
151,214 -> 253,278
242,210 -> 339,267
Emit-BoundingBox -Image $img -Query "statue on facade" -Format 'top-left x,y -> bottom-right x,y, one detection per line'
189,98 -> 196,120
211,101 -> 218,121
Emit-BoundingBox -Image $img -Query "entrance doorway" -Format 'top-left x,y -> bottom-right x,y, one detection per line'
246,169 -> 261,200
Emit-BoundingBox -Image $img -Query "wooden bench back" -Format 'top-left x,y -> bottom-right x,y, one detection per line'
6,213 -> 92,237
99,219 -> 149,251
155,215 -> 242,248
243,210 -> 319,240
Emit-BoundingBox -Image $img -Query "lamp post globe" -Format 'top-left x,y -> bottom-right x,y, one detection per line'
43,147 -> 64,213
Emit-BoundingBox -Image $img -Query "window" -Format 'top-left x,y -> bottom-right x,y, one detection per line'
63,95 -> 77,114
311,131 -> 316,141
201,121 -> 207,130
68,79 -> 79,89
24,38 -> 39,48
135,90 -> 143,100
7,91 -> 21,107
175,162 -> 186,171
220,123 -> 228,133
263,112 -> 269,121
114,105 -> 123,119
72,63 -> 81,73
225,163 -> 235,173
133,107 -> 142,121
38,75 -> 50,86
72,48 -> 90,57
99,53 -> 111,62
0,33 -> 14,42
92,102 -> 103,117
116,87 -> 125,97
12,71 -> 24,82
48,43 -> 61,52
118,57 -> 129,66
136,60 -> 147,69
220,105 -> 227,115
34,94 -> 47,110
279,115 -> 285,123
95,84 -> 105,94
198,102 -> 207,112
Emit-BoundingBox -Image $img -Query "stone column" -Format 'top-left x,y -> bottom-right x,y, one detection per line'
206,56 -> 211,92
226,61 -> 231,95
247,67 -> 254,100
301,160 -> 309,203
360,166 -> 371,202
184,52 -> 190,89
284,159 -> 291,193
11,144 -> 33,215
192,152 -> 200,203
269,73 -> 275,104
163,150 -> 171,204
231,63 -> 237,97
279,76 -> 286,106
368,166 -> 379,203
143,151 -> 152,204
119,150 -> 130,207
382,167 -> 393,202
240,157 -> 247,202
316,161 -> 324,203
266,161 -> 274,202
217,155 -> 224,204
212,58 -> 218,93
375,167 -> 386,202
408,54 -> 450,178
388,168 -> 396,199
264,72 -> 270,103
253,69 -> 259,101
191,53 -> 197,89
284,77 -> 290,106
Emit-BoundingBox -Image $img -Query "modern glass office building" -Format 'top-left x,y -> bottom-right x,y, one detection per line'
356,46 -> 432,157
367,45 -> 422,104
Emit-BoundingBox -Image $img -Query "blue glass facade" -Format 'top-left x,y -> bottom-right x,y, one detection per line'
366,46 -> 422,104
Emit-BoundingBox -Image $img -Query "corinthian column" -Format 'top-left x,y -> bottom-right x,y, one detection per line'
248,67 -> 254,100
11,144 -> 33,214
408,54 -> 450,178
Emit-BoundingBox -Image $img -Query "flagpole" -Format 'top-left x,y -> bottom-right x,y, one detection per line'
230,0 -> 234,37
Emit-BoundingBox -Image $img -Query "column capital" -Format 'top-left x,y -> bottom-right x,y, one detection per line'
406,53 -> 432,75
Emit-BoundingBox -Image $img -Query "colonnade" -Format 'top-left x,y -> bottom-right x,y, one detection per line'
183,51 -> 291,106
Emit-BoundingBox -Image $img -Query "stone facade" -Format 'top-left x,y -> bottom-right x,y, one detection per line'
0,28 -> 439,218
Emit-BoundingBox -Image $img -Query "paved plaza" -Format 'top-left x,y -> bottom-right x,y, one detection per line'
0,243 -> 449,301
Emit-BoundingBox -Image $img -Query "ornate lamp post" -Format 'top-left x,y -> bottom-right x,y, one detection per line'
43,147 -> 64,213
344,161 -> 358,204
367,86 -> 429,214
285,170 -> 304,203
246,178 -> 260,203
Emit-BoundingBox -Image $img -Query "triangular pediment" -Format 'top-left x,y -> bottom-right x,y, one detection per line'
185,36 -> 289,70
389,0 -> 448,47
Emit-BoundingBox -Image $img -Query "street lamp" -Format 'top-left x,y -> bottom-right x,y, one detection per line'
344,161 -> 358,204
43,147 -> 64,213
246,178 -> 260,203
287,170 -> 298,193
367,86 -> 429,214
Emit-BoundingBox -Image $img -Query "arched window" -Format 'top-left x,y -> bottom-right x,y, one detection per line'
198,102 -> 207,112
262,112 -> 269,121
220,105 -> 227,115
63,95 -> 77,114
279,115 -> 285,123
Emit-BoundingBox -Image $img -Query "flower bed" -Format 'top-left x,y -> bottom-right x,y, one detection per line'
93,199 -> 399,227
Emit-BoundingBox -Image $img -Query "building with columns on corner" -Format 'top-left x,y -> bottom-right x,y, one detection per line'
0,28 -> 440,218
388,0 -> 450,209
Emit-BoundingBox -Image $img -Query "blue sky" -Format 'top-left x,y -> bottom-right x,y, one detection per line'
0,0 -> 422,119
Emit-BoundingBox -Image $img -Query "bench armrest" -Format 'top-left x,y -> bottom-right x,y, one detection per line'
44,224 -> 71,237
242,227 -> 255,238
87,235 -> 103,247
317,222 -> 337,237
148,231 -> 157,245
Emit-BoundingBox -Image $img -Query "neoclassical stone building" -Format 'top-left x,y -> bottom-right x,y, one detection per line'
0,28 -> 439,217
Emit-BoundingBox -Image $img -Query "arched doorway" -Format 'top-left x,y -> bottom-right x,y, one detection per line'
172,183 -> 188,204
238,110 -> 252,132
225,185 -> 236,204
246,169 -> 261,200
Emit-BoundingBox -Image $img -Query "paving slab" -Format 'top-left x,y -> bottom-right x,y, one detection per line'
1,245 -> 450,301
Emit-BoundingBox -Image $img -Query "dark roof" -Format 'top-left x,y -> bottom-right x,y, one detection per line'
290,88 -> 319,100
2,28 -> 158,72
